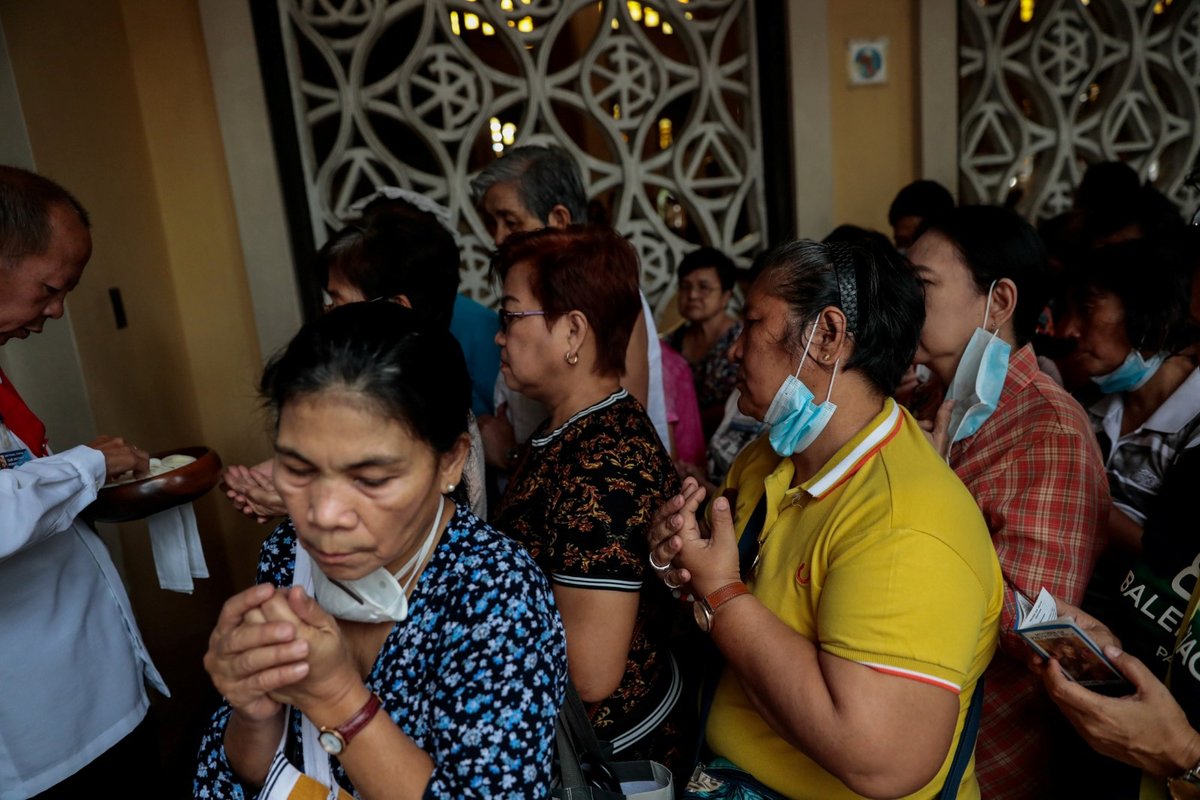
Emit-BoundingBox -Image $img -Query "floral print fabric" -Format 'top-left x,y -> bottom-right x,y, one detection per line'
491,390 -> 686,770
194,506 -> 567,799
668,320 -> 743,411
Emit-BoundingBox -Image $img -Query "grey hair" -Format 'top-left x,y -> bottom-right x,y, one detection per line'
760,241 -> 850,355
469,145 -> 587,225
757,237 -> 925,396
0,166 -> 90,268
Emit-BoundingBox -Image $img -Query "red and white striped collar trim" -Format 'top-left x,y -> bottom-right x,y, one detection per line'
800,399 -> 904,500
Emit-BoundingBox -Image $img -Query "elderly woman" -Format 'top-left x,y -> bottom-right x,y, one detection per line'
650,238 -> 1003,799
489,226 -> 687,773
196,303 -> 566,798
667,247 -> 743,437
1059,238 -> 1200,554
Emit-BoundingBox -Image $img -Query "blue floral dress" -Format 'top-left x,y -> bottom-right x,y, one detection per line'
194,505 -> 567,799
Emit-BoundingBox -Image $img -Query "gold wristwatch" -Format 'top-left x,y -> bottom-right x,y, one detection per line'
318,693 -> 382,756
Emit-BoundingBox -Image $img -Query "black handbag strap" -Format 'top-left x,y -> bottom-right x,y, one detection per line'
736,492 -> 769,581
938,675 -> 985,799
559,683 -> 602,756
556,681 -> 620,793
557,721 -> 586,789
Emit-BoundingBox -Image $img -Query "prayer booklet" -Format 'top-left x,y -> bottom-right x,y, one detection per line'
1014,589 -> 1131,692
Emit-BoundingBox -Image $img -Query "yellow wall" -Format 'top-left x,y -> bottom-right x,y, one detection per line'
1,0 -> 273,789
827,0 -> 918,234
119,0 -> 273,588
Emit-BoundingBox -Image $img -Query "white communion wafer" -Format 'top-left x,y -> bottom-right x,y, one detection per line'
103,453 -> 198,486
158,454 -> 197,470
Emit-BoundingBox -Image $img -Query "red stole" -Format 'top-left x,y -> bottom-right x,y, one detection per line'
0,367 -> 48,456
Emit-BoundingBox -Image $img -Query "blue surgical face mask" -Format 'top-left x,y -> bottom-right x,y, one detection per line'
1091,349 -> 1165,394
762,322 -> 839,457
946,283 -> 1011,444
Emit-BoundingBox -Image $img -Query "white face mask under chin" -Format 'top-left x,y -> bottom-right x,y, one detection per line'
309,497 -> 447,623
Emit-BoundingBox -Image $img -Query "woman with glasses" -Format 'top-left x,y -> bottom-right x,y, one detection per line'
490,226 -> 689,777
667,247 -> 743,437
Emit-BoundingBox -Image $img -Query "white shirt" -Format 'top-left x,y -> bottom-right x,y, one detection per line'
495,291 -> 670,448
705,388 -> 765,484
1089,367 -> 1200,524
0,431 -> 166,799
464,412 -> 487,517
640,291 -> 670,450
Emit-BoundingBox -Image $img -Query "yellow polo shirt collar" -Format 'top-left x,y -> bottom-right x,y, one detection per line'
800,398 -> 904,499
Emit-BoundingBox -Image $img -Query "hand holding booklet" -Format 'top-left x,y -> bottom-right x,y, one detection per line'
1014,589 -> 1131,692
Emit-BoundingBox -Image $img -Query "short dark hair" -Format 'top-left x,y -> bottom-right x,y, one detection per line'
1075,161 -> 1140,214
678,246 -> 737,291
757,237 -> 926,396
1081,184 -> 1183,246
314,204 -> 460,330
920,205 -> 1049,345
0,166 -> 90,267
491,225 -> 640,378
888,180 -> 954,226
823,224 -> 897,255
261,302 -> 470,456
470,145 -> 587,225
1076,239 -> 1192,354
1072,161 -> 1187,245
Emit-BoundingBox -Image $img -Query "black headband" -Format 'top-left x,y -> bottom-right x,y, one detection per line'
826,242 -> 859,334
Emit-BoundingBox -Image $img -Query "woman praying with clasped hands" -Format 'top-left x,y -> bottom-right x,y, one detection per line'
196,303 -> 566,799
648,237 -> 1004,800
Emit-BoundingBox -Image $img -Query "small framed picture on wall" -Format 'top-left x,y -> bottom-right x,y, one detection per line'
848,38 -> 888,86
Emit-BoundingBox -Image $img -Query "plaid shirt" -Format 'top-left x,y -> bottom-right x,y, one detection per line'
948,344 -> 1110,800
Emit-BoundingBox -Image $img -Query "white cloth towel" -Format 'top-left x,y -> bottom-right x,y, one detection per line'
147,503 -> 207,593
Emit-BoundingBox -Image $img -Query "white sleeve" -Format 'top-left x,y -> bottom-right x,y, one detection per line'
639,291 -> 670,449
0,445 -> 106,560
493,372 -> 512,419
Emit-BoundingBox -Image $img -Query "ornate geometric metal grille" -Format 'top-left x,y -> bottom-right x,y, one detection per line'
959,0 -> 1200,221
274,0 -> 768,307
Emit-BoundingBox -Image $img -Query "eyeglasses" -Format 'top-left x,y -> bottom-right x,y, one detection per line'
498,308 -> 547,333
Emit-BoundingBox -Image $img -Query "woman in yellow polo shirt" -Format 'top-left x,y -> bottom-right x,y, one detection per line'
649,235 -> 1004,799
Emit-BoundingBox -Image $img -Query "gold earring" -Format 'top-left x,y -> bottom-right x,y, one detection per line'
565,351 -> 579,366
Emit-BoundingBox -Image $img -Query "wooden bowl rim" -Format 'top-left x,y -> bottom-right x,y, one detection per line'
90,445 -> 222,522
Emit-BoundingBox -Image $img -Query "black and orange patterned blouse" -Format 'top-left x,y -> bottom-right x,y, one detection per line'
491,389 -> 685,768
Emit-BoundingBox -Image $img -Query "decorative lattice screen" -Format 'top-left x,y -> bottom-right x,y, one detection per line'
275,0 -> 768,307
959,0 -> 1200,221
